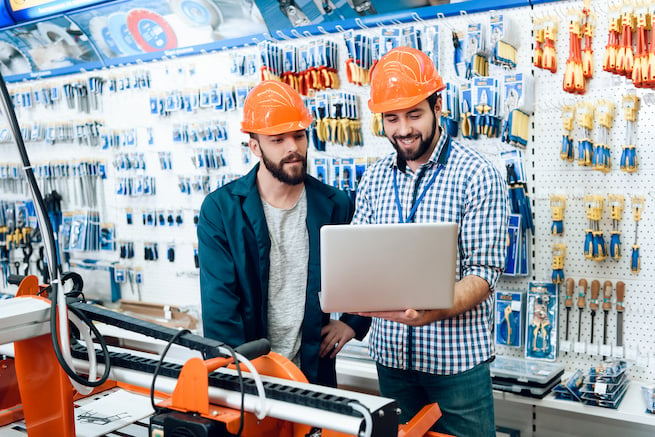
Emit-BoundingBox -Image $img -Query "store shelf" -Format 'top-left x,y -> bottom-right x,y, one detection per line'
500,382 -> 655,428
336,356 -> 655,430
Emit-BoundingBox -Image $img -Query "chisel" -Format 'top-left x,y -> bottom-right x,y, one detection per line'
616,281 -> 625,347
577,278 -> 587,342
602,280 -> 613,355
590,280 -> 600,344
565,278 -> 575,341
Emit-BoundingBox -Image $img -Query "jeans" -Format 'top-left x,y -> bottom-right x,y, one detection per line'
376,361 -> 495,437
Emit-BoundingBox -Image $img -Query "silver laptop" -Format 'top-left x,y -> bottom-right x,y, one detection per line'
319,222 -> 458,313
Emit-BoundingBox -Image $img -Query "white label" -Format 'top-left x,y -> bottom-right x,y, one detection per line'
626,346 -> 638,360
511,301 -> 521,311
600,344 -> 613,357
594,382 -> 608,395
560,340 -> 571,353
587,343 -> 600,356
637,353 -> 649,368
574,342 -> 586,353
613,346 -> 624,358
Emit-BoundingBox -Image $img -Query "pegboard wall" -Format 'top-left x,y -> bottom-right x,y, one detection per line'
1,0 -> 654,387
502,0 -> 655,384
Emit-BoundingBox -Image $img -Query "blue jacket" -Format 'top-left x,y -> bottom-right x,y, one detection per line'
198,164 -> 370,386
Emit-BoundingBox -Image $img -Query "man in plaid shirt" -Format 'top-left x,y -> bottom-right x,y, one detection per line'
353,47 -> 508,436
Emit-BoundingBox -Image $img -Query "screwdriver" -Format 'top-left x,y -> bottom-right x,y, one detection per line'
602,280 -> 613,355
590,280 -> 600,344
577,278 -> 587,342
616,281 -> 625,348
565,278 -> 575,341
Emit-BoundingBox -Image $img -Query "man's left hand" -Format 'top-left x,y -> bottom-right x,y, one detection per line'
320,320 -> 356,359
355,309 -> 437,326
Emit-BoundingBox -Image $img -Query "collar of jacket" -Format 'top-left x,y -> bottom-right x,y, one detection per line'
232,163 -> 339,219
231,162 -> 341,314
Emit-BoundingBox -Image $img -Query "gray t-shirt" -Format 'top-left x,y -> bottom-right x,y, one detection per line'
261,189 -> 308,365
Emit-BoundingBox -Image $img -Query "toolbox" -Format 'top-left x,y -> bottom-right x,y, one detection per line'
491,355 -> 564,399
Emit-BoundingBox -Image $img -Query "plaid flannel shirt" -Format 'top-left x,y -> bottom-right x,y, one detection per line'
352,131 -> 508,375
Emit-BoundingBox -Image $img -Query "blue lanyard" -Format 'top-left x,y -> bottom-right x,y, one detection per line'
393,164 -> 443,223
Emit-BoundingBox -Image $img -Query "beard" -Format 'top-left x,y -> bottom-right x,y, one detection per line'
389,113 -> 438,162
260,149 -> 307,185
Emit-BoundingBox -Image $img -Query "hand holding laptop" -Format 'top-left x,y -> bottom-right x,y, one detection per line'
355,308 -> 445,326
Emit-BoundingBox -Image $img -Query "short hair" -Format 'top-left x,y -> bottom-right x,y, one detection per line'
427,92 -> 441,111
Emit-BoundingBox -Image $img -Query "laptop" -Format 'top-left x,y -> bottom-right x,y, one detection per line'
319,222 -> 458,313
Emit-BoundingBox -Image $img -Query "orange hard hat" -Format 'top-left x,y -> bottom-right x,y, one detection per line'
241,80 -> 313,135
368,47 -> 445,113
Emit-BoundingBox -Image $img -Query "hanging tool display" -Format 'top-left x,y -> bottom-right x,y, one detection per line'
602,280 -> 613,357
259,41 -> 339,96
563,8 -> 585,94
620,94 -> 640,173
615,4 -> 635,78
460,82 -> 476,139
441,83 -> 460,138
465,23 -> 488,79
592,100 -> 614,173
533,17 -> 544,69
534,15 -> 558,72
603,5 -> 621,74
300,42 -> 339,95
495,290 -> 522,347
615,281 -> 625,349
582,9 -> 595,79
575,101 -> 594,166
489,14 -> 519,68
583,194 -> 607,261
560,105 -> 575,161
500,72 -> 535,148
631,5 -> 649,87
649,3 -> 655,85
608,194 -> 625,260
313,91 -> 362,148
550,194 -> 566,235
343,31 -> 372,86
526,282 -> 557,360
473,78 -> 500,138
589,279 -> 601,345
505,161 -> 534,236
551,243 -> 566,284
577,278 -> 587,343
630,195 -> 644,273
564,277 -> 575,342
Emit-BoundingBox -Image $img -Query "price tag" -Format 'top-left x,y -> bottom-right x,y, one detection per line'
613,346 -> 624,359
574,342 -> 586,353
594,382 -> 607,395
587,343 -> 600,356
626,346 -> 638,360
600,344 -> 612,357
638,345 -> 651,368
511,301 -> 522,311
560,340 -> 571,353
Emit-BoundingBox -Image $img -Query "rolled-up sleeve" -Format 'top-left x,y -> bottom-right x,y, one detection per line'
460,164 -> 509,290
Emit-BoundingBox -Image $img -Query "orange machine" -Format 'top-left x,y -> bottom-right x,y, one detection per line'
1,275 -> 452,437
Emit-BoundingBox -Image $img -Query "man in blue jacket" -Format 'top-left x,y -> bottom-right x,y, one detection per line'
197,80 -> 370,387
